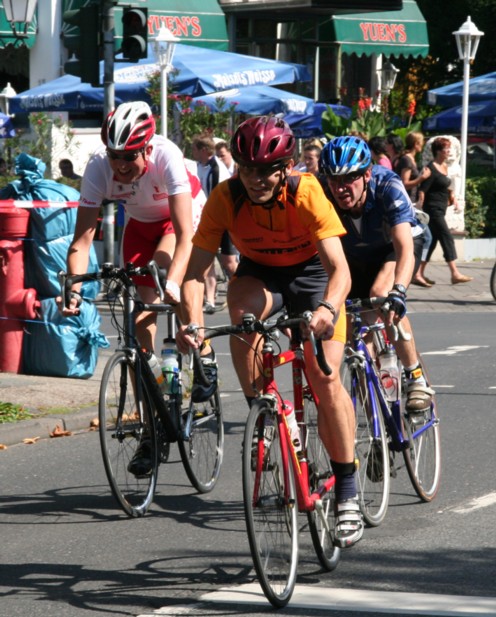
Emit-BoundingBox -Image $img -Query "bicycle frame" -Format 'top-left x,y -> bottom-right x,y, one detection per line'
256,332 -> 336,514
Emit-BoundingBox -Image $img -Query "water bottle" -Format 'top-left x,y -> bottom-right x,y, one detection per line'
284,401 -> 302,453
144,351 -> 166,391
378,347 -> 399,402
161,340 -> 179,395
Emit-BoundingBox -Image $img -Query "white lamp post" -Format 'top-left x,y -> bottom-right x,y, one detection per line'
0,82 -> 17,116
453,16 -> 484,202
153,25 -> 179,138
2,0 -> 38,38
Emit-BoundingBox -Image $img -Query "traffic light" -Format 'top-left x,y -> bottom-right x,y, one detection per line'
62,3 -> 101,86
121,7 -> 148,62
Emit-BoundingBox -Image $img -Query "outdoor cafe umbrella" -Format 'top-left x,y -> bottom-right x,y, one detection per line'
0,112 -> 15,137
423,99 -> 496,134
284,103 -> 352,138
190,85 -> 315,116
427,71 -> 496,107
9,43 -> 311,114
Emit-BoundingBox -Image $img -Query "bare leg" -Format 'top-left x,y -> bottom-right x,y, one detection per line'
226,275 -> 275,397
304,339 -> 355,463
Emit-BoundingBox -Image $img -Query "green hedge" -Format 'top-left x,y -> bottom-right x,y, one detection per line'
464,166 -> 496,239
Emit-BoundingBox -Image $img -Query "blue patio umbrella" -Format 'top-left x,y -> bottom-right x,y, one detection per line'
423,99 -> 496,134
284,103 -> 352,138
10,44 -> 311,114
0,112 -> 15,137
190,85 -> 315,116
427,72 -> 496,107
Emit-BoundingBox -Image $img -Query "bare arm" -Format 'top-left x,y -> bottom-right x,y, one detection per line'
176,246 -> 216,352
390,222 -> 415,289
161,191 -> 194,302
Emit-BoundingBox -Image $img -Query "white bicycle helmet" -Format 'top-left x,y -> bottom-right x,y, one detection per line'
101,101 -> 156,151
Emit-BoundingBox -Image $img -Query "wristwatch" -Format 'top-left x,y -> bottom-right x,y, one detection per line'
392,283 -> 407,296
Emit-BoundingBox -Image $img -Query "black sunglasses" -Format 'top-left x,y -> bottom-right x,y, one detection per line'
327,172 -> 364,185
106,149 -> 143,162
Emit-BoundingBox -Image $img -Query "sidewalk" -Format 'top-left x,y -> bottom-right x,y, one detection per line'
0,260 -> 494,446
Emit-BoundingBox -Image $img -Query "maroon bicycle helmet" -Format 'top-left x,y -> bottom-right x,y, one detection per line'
101,101 -> 156,151
231,116 -> 296,168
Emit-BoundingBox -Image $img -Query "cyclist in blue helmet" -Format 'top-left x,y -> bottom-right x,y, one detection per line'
319,135 -> 434,416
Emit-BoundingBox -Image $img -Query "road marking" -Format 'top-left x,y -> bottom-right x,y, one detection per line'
423,345 -> 489,356
194,584 -> 496,615
453,492 -> 496,514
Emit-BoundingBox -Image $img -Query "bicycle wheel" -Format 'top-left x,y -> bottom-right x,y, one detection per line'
402,355 -> 441,502
303,391 -> 341,571
490,262 -> 496,301
99,351 -> 158,517
341,360 -> 390,527
242,400 -> 298,608
178,388 -> 224,493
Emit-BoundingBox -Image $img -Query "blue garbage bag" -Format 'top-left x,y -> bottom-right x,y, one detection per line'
23,297 -> 110,379
0,153 -> 100,299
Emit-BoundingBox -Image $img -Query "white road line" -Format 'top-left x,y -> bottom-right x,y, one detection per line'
453,491 -> 496,514
423,345 -> 489,356
197,584 -> 496,615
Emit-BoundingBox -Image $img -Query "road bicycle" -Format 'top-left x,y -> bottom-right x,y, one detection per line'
59,261 -> 224,518
188,312 -> 340,608
341,297 -> 441,527
490,261 -> 496,301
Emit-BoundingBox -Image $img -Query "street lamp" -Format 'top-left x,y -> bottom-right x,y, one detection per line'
0,82 -> 17,116
2,0 -> 38,38
453,16 -> 484,202
153,25 -> 179,138
378,59 -> 399,113
380,60 -> 400,94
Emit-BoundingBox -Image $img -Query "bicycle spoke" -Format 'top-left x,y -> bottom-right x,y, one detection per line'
242,401 -> 298,608
341,360 -> 390,526
178,390 -> 224,493
402,355 -> 441,502
99,352 -> 158,517
304,391 -> 340,570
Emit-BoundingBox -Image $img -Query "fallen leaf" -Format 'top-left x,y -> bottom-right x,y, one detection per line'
0,444 -> 7,450
90,417 -> 99,428
50,425 -> 73,438
23,437 -> 40,444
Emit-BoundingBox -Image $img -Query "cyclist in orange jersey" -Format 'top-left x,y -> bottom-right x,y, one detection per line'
177,116 -> 363,548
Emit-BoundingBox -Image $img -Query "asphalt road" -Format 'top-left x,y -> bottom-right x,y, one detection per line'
1,306 -> 496,617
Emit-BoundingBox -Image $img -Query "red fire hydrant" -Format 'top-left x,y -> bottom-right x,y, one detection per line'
0,204 -> 40,373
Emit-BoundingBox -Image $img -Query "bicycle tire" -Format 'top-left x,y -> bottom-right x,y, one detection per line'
303,391 -> 341,570
242,400 -> 298,608
341,360 -> 390,527
402,354 -> 442,502
490,262 -> 496,301
178,388 -> 224,493
99,351 -> 158,517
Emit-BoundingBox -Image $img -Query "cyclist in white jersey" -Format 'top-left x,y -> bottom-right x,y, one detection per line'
61,101 -> 195,353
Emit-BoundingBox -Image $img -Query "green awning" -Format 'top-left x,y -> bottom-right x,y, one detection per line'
0,2 -> 37,48
61,0 -> 228,51
326,0 -> 428,58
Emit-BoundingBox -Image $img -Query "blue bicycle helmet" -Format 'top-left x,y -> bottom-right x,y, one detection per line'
319,136 -> 372,176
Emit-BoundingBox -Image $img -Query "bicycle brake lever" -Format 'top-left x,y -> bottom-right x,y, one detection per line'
147,260 -> 164,301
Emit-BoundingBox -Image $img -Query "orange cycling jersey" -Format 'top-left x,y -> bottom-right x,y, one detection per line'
193,172 -> 346,267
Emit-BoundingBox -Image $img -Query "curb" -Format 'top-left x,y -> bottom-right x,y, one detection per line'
0,407 -> 99,447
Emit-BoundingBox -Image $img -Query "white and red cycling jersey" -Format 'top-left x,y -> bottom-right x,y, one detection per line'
79,134 -> 204,227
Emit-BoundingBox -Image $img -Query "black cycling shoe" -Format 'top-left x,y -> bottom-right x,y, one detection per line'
191,349 -> 218,403
127,440 -> 153,477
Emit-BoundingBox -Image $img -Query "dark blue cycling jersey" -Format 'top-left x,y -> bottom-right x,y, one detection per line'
335,165 -> 422,264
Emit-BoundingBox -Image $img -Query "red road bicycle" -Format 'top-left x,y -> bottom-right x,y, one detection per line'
189,312 -> 340,607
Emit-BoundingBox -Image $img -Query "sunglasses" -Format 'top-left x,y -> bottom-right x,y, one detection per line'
327,172 -> 364,186
106,149 -> 143,162
238,164 -> 284,178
